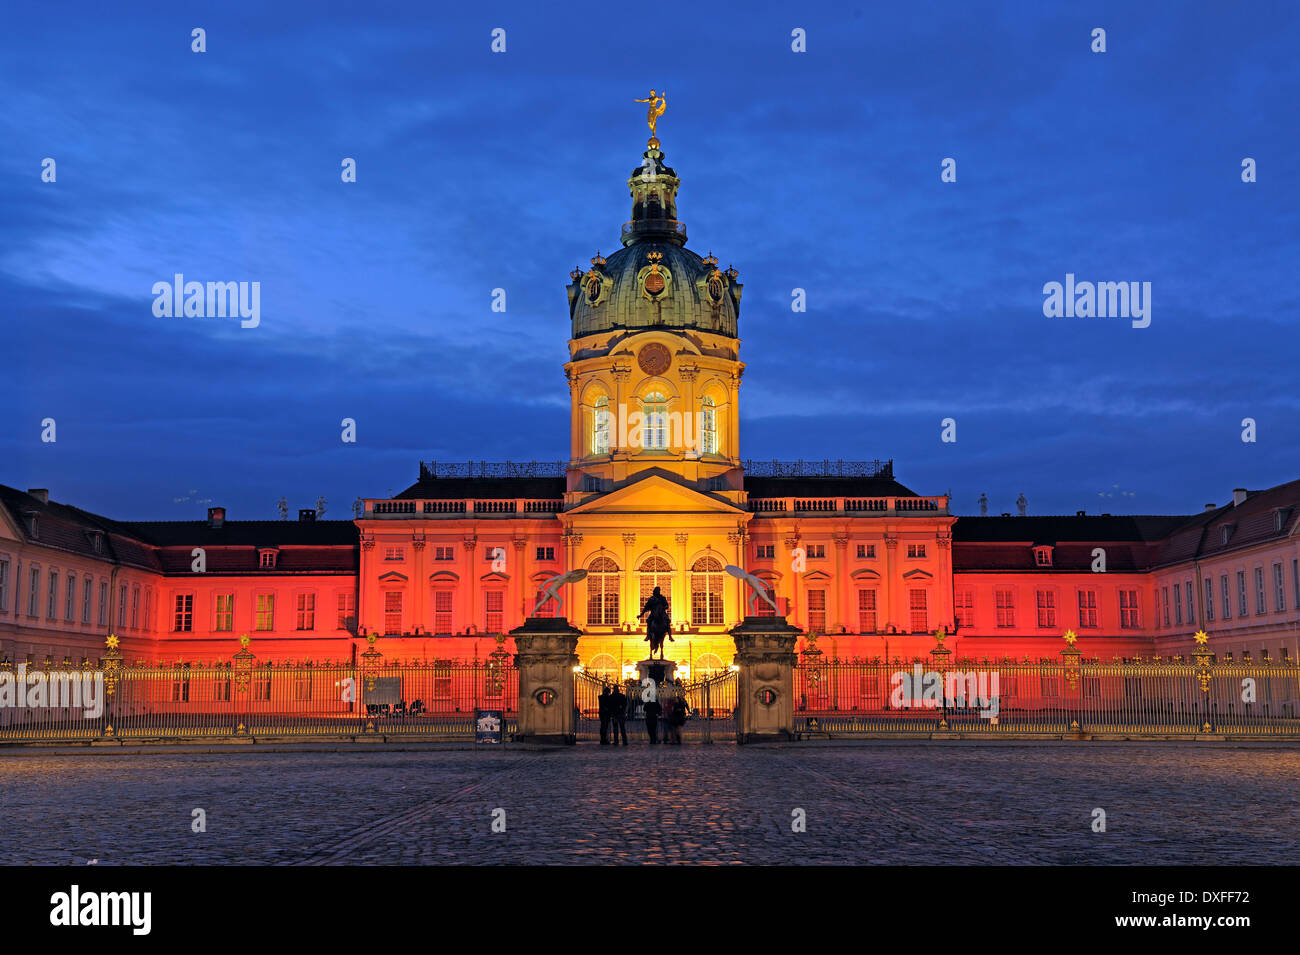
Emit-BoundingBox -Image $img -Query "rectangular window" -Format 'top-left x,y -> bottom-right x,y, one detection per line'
336,592 -> 355,631
47,570 -> 59,619
384,592 -> 402,634
434,591 -> 453,633
130,586 -> 140,629
1221,574 -> 1231,620
81,578 -> 91,624
954,590 -> 974,629
1162,586 -> 1170,627
0,557 -> 8,613
173,594 -> 194,632
1274,563 -> 1286,613
98,582 -> 108,626
215,594 -> 234,632
807,589 -> 826,632
296,593 -> 315,630
856,544 -> 876,559
805,544 -> 826,559
484,591 -> 503,633
1185,581 -> 1194,625
1238,571 -> 1248,617
255,594 -> 274,631
995,590 -> 1015,628
170,679 -> 190,703
144,589 -> 152,631
535,546 -> 555,561
1174,583 -> 1183,625
1078,591 -> 1098,629
1294,559 -> 1300,611
1203,578 -> 1215,622
755,545 -> 775,560
857,589 -> 877,632
908,589 -> 928,633
907,544 -> 927,559
260,551 -> 276,569
65,573 -> 75,622
384,546 -> 405,561
1255,568 -> 1266,615
1036,590 -> 1057,629
28,567 -> 39,617
434,546 -> 455,561
117,584 -> 127,628
1120,590 -> 1140,629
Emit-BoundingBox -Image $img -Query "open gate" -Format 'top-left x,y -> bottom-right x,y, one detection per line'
574,669 -> 737,742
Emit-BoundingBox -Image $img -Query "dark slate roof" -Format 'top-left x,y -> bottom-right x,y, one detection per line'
952,515 -> 1188,544
123,520 -> 358,548
743,476 -> 920,498
0,484 -> 162,571
1150,477 -> 1300,567
394,477 -> 566,500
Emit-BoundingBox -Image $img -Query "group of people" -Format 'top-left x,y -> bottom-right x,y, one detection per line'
597,682 -> 689,745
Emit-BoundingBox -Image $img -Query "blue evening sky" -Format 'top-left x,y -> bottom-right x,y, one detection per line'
2,1 -> 1297,520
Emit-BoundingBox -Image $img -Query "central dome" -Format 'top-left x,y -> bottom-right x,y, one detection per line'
566,145 -> 742,339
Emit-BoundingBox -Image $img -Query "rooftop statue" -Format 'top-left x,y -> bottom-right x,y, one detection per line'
634,89 -> 667,143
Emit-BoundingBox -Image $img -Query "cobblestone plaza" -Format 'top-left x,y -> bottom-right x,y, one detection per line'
2,742 -> 1296,865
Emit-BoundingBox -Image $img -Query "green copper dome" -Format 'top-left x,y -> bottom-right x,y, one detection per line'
566,146 -> 742,339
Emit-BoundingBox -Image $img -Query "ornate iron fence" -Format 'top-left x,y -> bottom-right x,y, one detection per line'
574,669 -> 737,742
794,655 -> 1300,737
0,646 -> 518,743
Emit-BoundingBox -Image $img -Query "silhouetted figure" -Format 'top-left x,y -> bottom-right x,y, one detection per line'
610,684 -> 628,745
598,686 -> 612,744
667,691 -> 687,744
639,586 -> 673,659
644,697 -> 662,744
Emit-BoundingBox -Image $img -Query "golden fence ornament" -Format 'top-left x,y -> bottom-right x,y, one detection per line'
360,633 -> 383,691
102,634 -> 123,696
232,634 -> 255,693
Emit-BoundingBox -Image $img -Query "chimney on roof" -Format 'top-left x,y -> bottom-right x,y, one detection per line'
207,506 -> 226,528
1233,488 -> 1248,507
298,509 -> 316,522
1205,503 -> 1217,511
1076,510 -> 1086,517
27,488 -> 48,504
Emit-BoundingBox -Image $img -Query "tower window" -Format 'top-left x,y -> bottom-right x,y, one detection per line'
592,396 -> 610,455
642,392 -> 668,450
701,395 -> 717,454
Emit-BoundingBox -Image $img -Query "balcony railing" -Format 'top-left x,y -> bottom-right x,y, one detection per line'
743,459 -> 894,479
620,219 -> 687,244
749,495 -> 949,516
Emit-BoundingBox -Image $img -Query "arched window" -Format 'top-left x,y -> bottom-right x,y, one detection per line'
691,555 -> 725,626
592,395 -> 610,455
701,395 -> 717,454
586,556 -> 620,626
638,555 -> 673,619
694,652 -> 725,677
588,653 -> 618,680
641,392 -> 668,450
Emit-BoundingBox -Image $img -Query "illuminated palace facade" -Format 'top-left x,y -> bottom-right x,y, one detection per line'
3,136 -> 1300,677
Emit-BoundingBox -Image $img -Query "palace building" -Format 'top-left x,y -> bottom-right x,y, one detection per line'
3,131 -> 1299,678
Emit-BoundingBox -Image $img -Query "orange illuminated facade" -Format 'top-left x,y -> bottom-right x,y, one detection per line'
3,136 -> 1299,675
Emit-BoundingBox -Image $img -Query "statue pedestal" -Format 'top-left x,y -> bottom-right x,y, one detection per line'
731,615 -> 801,744
635,658 -> 677,686
510,617 -> 581,745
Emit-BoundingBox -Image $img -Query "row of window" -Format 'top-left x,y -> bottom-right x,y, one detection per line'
752,543 -> 917,560
953,589 -> 1141,630
171,592 -> 356,633
1162,562 -> 1299,628
591,394 -> 719,454
381,546 -> 558,563
0,559 -> 151,631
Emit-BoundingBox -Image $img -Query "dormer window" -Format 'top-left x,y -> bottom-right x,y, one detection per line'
1033,545 -> 1054,567
1221,523 -> 1236,546
87,530 -> 104,554
1274,508 -> 1291,534
259,549 -> 278,569
26,515 -> 37,539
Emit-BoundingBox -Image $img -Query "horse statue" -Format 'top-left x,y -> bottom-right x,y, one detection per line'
639,586 -> 673,659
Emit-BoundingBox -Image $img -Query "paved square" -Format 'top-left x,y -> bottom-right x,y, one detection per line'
1,742 -> 1296,865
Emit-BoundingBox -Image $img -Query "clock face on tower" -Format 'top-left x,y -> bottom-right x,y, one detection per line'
637,343 -> 671,376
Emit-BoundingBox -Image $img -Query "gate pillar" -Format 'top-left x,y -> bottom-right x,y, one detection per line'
511,617 -> 582,744
731,616 -> 801,744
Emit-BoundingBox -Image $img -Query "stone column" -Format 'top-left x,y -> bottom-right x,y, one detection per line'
731,615 -> 801,744
832,532 -> 848,633
512,617 -> 582,745
675,532 -> 689,630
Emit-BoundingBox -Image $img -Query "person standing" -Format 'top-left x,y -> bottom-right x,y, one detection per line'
643,695 -> 662,744
598,685 -> 612,745
610,683 -> 628,745
667,691 -> 687,744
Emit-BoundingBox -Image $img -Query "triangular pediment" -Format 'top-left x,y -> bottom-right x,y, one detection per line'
567,474 -> 745,517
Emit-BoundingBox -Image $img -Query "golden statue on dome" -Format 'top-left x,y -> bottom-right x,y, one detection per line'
634,89 -> 667,146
